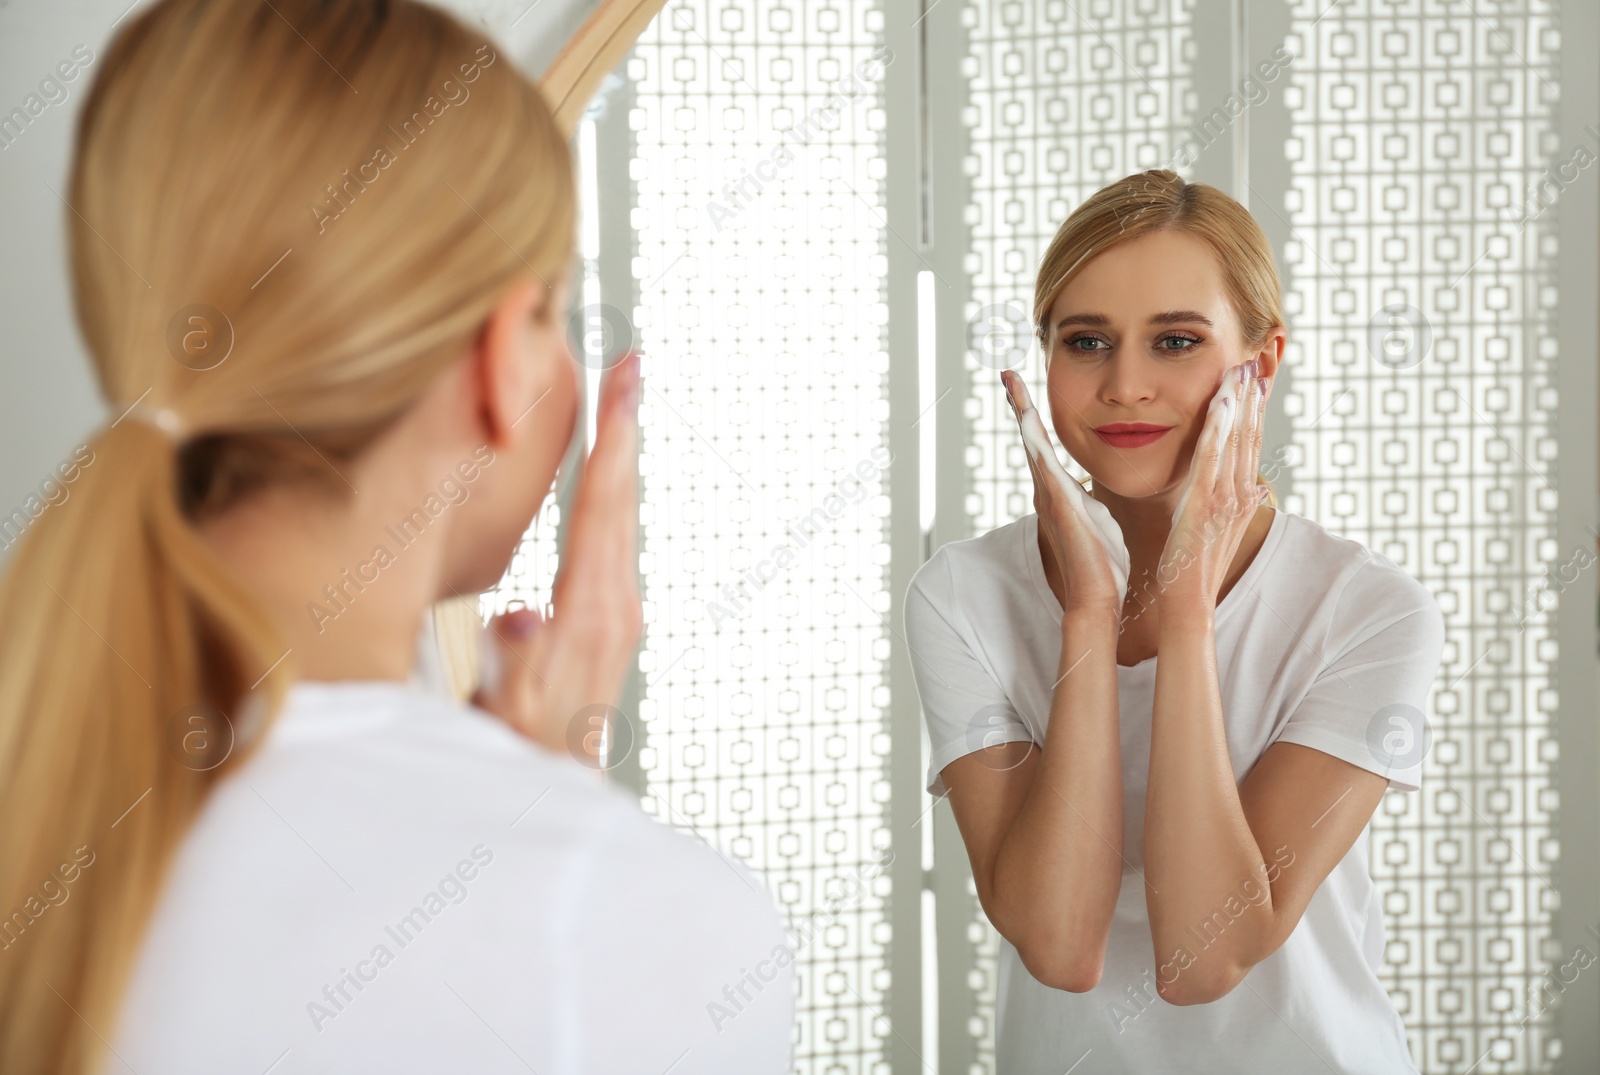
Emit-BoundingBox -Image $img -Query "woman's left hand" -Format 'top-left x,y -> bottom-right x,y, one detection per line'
1159,359 -> 1269,606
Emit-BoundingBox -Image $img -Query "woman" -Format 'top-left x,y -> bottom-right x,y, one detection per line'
0,2 -> 793,1072
904,170 -> 1444,1073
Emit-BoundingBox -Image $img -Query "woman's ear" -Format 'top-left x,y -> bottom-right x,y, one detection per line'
475,275 -> 553,449
1256,324 -> 1287,381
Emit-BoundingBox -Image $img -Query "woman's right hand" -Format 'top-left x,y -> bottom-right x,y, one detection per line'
473,351 -> 644,763
1001,370 -> 1130,615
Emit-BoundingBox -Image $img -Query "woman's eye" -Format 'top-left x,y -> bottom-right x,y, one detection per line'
1062,334 -> 1201,355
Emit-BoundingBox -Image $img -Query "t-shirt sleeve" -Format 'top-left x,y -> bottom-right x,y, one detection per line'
904,550 -> 1035,799
1272,557 -> 1446,793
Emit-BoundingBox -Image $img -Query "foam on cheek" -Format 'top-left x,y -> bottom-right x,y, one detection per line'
1168,368 -> 1242,528
1208,368 -> 1239,441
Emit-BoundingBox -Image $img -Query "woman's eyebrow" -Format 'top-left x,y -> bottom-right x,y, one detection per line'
1054,309 -> 1215,331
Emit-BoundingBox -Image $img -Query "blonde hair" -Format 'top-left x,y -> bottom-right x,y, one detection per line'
0,2 -> 575,1070
1034,169 -> 1281,507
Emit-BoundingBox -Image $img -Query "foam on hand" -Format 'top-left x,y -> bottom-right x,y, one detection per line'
1169,363 -> 1245,530
1006,373 -> 1132,607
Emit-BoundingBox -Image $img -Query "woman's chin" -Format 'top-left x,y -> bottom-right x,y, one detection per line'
1084,466 -> 1186,502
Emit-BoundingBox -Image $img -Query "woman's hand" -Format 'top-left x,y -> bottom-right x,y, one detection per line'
1001,370 -> 1130,614
472,351 -> 644,763
1159,359 -> 1268,606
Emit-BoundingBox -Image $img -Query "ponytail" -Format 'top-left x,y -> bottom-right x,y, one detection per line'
0,414 -> 289,1073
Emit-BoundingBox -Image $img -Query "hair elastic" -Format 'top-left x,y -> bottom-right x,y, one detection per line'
113,400 -> 185,442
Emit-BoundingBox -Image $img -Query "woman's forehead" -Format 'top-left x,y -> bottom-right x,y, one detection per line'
1054,237 -> 1226,311
1052,236 -> 1229,318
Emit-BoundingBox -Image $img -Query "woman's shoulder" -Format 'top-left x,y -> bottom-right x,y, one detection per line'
180,681 -> 789,949
255,680 -> 634,802
1270,510 -> 1442,628
906,515 -> 1033,608
208,682 -> 756,888
121,683 -> 793,1072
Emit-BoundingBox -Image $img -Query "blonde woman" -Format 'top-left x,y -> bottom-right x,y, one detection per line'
0,2 -> 793,1072
905,170 -> 1444,1073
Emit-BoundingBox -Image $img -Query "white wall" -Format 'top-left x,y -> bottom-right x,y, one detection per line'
0,0 -> 599,567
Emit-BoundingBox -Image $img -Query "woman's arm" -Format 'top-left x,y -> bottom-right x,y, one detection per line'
1141,362 -> 1439,1005
942,604 -> 1125,992
936,370 -> 1134,990
1142,601 -> 1391,1005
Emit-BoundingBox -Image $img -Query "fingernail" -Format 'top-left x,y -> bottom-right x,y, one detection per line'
506,608 -> 541,638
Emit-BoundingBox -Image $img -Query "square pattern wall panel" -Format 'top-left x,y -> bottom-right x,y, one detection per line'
1278,1 -> 1562,1071
629,3 -> 894,1071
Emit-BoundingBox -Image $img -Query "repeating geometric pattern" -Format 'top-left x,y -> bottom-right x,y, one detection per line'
1280,2 -> 1562,1071
630,3 -> 894,1070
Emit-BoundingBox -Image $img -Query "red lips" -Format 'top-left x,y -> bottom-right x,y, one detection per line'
1093,423 -> 1171,448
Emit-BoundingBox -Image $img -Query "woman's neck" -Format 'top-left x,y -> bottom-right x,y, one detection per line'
194,482 -> 444,684
1037,487 -> 1273,615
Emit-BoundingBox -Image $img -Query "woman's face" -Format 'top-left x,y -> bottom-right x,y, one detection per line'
1041,228 -> 1279,503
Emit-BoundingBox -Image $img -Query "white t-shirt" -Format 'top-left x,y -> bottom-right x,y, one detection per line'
113,679 -> 796,1074
903,508 -> 1445,1075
